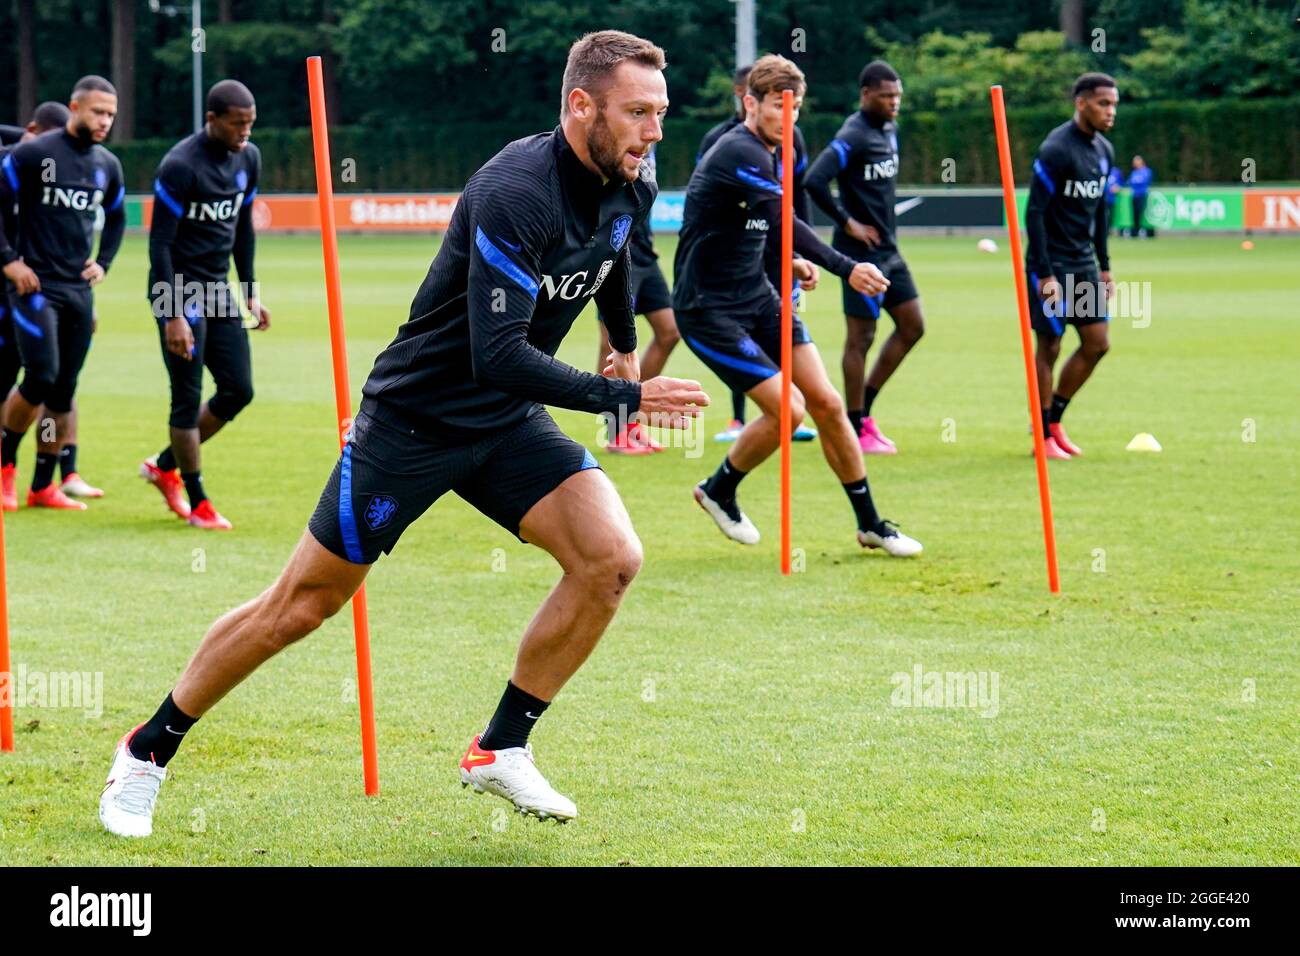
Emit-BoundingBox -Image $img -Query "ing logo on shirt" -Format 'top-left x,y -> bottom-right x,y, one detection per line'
864,157 -> 899,181
1063,177 -> 1106,199
41,186 -> 103,212
186,194 -> 245,221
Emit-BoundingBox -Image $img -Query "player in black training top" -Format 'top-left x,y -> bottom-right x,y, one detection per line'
804,60 -> 922,456
1024,72 -> 1118,460
593,141 -> 680,455
698,62 -> 818,444
99,31 -> 708,839
0,76 -> 124,512
675,55 -> 922,558
0,102 -> 80,496
139,80 -> 269,531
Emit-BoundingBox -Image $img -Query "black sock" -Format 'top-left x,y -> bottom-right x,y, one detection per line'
128,691 -> 199,767
1049,393 -> 1070,424
479,681 -> 549,751
731,389 -> 746,424
862,385 -> 879,418
156,446 -> 177,473
1,427 -> 25,468
844,478 -> 882,533
1041,407 -> 1052,436
848,409 -> 865,433
59,443 -> 77,479
182,471 -> 207,507
31,452 -> 57,492
703,456 -> 747,503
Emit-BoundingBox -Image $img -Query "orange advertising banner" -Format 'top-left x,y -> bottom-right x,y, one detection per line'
1243,190 -> 1300,230
137,193 -> 462,232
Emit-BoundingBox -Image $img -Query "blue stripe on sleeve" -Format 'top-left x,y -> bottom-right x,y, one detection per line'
153,178 -> 184,217
108,186 -> 125,212
1032,159 -> 1055,195
830,139 -> 851,170
474,225 -> 538,300
1,154 -> 18,193
735,166 -> 782,195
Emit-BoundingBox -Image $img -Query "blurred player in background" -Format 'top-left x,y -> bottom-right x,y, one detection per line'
140,79 -> 268,530
805,61 -> 923,456
676,55 -> 922,557
1024,72 -> 1118,460
697,63 -> 817,445
0,77 -> 124,511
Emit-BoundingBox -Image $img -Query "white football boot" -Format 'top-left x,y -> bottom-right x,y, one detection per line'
693,480 -> 760,545
459,735 -> 576,823
857,520 -> 924,557
99,727 -> 167,838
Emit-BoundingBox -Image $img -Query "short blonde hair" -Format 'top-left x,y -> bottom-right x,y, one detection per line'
747,54 -> 805,101
561,30 -> 667,118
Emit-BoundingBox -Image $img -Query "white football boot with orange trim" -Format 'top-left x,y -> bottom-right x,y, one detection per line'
459,734 -> 577,823
99,725 -> 167,838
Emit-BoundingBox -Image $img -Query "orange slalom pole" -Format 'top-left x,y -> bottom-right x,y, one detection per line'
307,55 -> 380,793
0,501 -> 11,751
779,90 -> 795,576
990,85 -> 1060,593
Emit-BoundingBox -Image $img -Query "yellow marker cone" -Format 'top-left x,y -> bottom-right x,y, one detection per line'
1126,432 -> 1162,452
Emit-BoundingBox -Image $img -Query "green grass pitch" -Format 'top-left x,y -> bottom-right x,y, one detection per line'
3,232 -> 1296,865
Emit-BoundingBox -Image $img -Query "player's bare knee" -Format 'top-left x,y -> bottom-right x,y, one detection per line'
900,319 -> 925,347
805,388 -> 844,425
577,530 -> 642,602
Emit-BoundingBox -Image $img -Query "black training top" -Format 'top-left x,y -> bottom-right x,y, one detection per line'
697,117 -> 813,222
0,128 -> 125,283
627,144 -> 658,268
673,122 -> 856,316
1024,119 -> 1114,275
360,127 -> 651,439
148,130 -> 261,312
804,109 -> 900,254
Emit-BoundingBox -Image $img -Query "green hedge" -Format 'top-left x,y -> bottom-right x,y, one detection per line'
111,97 -> 1300,193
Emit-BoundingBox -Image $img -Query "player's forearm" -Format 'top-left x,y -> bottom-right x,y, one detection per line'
233,211 -> 256,289
803,160 -> 850,228
473,336 -> 642,416
1093,206 -> 1110,271
95,209 -> 126,272
792,216 -> 854,276
1025,207 -> 1051,275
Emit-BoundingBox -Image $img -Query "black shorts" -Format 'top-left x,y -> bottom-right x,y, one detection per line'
676,305 -> 813,394
836,247 -> 919,319
1027,263 -> 1109,337
0,301 -> 21,400
308,402 -> 602,565
9,281 -> 94,413
598,260 -> 672,323
155,286 -> 254,428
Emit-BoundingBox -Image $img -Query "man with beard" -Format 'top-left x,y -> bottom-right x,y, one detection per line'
0,77 -> 125,510
98,30 -> 708,838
